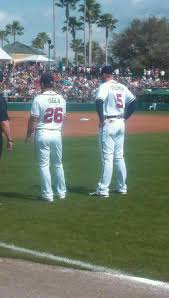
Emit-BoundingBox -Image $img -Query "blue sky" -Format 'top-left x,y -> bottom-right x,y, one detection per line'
0,0 -> 169,59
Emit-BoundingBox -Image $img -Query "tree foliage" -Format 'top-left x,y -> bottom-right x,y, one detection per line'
97,13 -> 118,64
62,17 -> 83,40
86,41 -> 104,65
70,38 -> 84,65
79,0 -> 101,66
32,32 -> 50,49
5,21 -> 24,43
55,0 -> 80,66
111,17 -> 169,70
0,30 -> 9,46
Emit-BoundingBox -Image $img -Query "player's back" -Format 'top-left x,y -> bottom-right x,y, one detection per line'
101,80 -> 134,116
33,91 -> 66,131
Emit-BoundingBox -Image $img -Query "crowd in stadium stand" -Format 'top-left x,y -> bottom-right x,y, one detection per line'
0,63 -> 169,102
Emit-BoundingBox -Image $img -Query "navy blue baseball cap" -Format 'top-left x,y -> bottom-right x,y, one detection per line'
101,65 -> 113,75
40,73 -> 54,85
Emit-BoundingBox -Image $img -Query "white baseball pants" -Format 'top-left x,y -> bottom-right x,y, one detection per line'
96,119 -> 127,196
35,130 -> 66,201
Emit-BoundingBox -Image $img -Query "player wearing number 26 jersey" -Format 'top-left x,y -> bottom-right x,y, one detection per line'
90,65 -> 136,198
25,73 -> 66,202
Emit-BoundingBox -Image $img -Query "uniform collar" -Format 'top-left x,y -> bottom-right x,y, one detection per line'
42,90 -> 57,95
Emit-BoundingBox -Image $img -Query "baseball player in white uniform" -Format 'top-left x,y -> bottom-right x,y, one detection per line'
25,73 -> 66,202
90,65 -> 136,198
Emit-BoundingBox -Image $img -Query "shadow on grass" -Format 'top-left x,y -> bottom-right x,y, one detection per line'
66,185 -> 91,195
0,192 -> 39,201
0,185 -> 92,201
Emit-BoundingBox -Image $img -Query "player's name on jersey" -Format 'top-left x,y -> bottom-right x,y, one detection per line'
110,84 -> 124,91
48,98 -> 61,104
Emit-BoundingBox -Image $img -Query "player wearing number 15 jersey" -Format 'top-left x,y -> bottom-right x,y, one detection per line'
90,65 -> 136,198
25,73 -> 66,202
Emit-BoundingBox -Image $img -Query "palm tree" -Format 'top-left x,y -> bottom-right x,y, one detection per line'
5,21 -> 24,43
0,30 -> 9,46
55,0 -> 80,67
38,32 -> 50,48
62,17 -> 83,41
79,0 -> 101,66
97,14 -> 118,65
70,38 -> 84,66
32,37 -> 43,49
32,32 -> 50,49
86,41 -> 104,65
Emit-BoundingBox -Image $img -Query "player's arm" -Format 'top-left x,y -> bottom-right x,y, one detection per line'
124,98 -> 136,120
96,99 -> 104,125
25,115 -> 39,144
95,84 -> 108,126
25,97 -> 40,143
62,97 -> 66,119
1,120 -> 13,150
0,98 -> 13,150
124,88 -> 137,120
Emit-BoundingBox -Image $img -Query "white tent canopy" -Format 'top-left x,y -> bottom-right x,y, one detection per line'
15,55 -> 53,63
0,47 -> 12,60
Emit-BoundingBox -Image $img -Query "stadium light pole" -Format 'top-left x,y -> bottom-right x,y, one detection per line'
47,39 -> 52,64
47,39 -> 54,67
52,0 -> 56,62
84,0 -> 87,68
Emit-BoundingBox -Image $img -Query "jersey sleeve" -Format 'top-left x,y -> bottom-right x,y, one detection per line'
125,87 -> 136,105
31,97 -> 40,118
61,97 -> 66,115
0,97 -> 9,121
96,84 -> 109,101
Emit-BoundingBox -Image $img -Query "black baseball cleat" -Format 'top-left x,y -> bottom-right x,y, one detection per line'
89,191 -> 109,198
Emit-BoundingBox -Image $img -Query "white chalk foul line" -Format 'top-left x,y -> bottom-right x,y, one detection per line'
0,241 -> 169,291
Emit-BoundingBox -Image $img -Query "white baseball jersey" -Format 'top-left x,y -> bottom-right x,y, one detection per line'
31,91 -> 66,130
96,80 -> 135,117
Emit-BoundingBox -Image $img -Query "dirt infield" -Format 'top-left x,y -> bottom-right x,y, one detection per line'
0,258 -> 169,298
8,111 -> 169,139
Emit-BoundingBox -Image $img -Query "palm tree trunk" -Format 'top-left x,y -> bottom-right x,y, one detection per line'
75,49 -> 78,67
105,29 -> 108,65
52,0 -> 56,61
65,4 -> 69,68
66,22 -> 69,67
83,0 -> 87,67
89,22 -> 92,66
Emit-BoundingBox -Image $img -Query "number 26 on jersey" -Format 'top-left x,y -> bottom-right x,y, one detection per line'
44,107 -> 63,123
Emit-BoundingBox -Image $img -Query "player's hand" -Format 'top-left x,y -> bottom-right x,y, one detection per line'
25,136 -> 31,144
7,140 -> 13,151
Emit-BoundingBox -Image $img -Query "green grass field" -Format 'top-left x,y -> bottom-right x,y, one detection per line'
0,133 -> 169,281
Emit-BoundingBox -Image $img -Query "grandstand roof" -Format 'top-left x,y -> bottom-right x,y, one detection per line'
0,47 -> 12,60
3,42 -> 45,55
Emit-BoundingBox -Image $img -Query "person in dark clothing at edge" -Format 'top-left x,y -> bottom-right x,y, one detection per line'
0,70 -> 13,158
